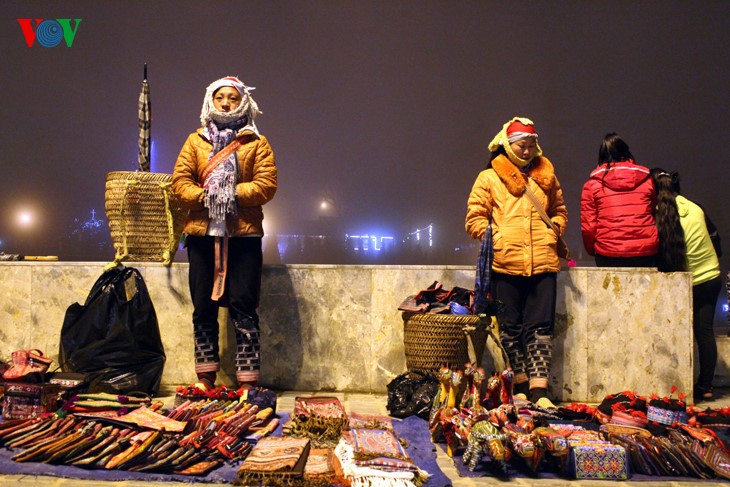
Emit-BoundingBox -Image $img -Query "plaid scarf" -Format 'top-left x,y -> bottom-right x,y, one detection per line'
473,224 -> 493,315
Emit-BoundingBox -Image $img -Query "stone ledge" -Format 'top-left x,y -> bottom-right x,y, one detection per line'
0,262 -> 693,402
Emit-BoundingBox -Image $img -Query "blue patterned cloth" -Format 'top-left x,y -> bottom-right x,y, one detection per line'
473,224 -> 493,315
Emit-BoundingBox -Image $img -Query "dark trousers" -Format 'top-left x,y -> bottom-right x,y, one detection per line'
492,272 -> 557,389
594,253 -> 656,268
187,235 -> 263,383
694,276 -> 721,389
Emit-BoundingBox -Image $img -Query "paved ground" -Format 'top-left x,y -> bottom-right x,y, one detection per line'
2,387 -> 729,486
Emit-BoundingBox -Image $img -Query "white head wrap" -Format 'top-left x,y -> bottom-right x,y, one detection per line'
200,76 -> 261,134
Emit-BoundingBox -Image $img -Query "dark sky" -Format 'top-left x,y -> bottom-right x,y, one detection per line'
1,1 -> 728,268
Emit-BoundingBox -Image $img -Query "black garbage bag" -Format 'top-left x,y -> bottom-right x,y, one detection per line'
386,370 -> 439,419
59,266 -> 166,396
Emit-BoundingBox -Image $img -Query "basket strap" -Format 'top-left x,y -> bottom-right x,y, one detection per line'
105,179 -> 137,270
463,317 -> 511,368
160,181 -> 176,266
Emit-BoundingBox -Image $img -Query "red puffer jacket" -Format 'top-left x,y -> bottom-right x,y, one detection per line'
580,160 -> 658,257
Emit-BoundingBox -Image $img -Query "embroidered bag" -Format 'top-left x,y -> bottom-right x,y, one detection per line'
2,349 -> 53,382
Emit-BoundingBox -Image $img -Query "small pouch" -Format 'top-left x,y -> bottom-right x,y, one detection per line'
2,349 -> 53,382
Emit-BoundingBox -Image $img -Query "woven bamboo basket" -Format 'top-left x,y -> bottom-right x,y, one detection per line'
402,312 -> 486,373
105,171 -> 188,265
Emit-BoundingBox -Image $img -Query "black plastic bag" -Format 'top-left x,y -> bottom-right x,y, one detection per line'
59,266 -> 166,395
386,370 -> 439,419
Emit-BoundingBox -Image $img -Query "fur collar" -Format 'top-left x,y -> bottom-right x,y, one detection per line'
491,155 -> 556,197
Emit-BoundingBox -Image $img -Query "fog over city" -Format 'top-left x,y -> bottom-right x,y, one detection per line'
1,1 -> 728,270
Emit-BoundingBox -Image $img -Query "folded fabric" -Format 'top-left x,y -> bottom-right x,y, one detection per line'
285,396 -> 348,448
347,411 -> 394,432
236,436 -> 311,486
397,296 -> 429,313
344,429 -> 409,462
293,396 -> 348,421
335,431 -> 429,487
303,448 -> 346,487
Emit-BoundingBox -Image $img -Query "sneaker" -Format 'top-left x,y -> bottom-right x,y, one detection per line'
514,393 -> 528,401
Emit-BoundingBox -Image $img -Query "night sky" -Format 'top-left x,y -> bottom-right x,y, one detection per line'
1,1 -> 728,270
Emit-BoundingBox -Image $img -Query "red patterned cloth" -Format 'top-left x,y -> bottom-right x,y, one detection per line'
343,429 -> 409,462
237,436 -> 310,484
335,429 -> 429,486
347,411 -> 394,432
293,396 -> 347,420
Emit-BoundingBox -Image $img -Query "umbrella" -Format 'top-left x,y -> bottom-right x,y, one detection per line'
137,63 -> 151,171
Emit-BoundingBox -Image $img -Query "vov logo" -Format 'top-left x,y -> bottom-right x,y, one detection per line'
17,19 -> 82,48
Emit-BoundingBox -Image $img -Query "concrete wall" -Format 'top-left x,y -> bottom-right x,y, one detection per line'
0,262 -> 707,402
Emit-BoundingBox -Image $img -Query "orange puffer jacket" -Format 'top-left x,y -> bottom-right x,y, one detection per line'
172,128 -> 277,237
465,155 -> 568,276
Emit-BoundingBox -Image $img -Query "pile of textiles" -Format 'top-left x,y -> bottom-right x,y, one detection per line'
398,281 -> 473,314
0,388 -> 279,476
283,396 -> 349,448
240,395 -> 430,487
428,366 -> 730,481
335,428 -> 429,487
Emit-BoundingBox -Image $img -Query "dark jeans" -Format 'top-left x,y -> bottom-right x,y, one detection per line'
694,276 -> 721,389
594,253 -> 656,268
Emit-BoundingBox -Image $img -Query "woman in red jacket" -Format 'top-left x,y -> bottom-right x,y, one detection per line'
580,133 -> 658,267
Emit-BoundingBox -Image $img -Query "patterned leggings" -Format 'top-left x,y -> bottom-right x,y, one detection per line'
187,235 -> 263,384
492,272 -> 557,390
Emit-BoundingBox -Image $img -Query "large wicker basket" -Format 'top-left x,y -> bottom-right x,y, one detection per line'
105,171 -> 188,265
402,312 -> 486,373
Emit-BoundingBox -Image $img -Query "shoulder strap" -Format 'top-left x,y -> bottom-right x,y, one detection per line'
523,183 -> 561,236
200,137 -> 243,182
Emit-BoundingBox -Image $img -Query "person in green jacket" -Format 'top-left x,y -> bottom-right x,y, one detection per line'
651,168 -> 722,401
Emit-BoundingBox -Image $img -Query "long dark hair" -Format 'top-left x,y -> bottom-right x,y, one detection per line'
598,133 -> 634,166
651,168 -> 687,272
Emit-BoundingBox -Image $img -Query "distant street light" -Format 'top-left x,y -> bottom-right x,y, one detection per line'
17,210 -> 34,228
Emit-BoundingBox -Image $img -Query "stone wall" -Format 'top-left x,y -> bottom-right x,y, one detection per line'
0,262 -> 704,402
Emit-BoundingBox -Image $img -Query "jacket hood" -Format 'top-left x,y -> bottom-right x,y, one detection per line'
589,160 -> 651,192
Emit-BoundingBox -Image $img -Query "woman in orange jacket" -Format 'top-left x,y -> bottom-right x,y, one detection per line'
466,117 -> 567,404
172,76 -> 277,391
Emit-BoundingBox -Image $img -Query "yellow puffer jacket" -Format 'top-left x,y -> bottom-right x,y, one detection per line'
172,128 -> 277,237
465,155 -> 568,275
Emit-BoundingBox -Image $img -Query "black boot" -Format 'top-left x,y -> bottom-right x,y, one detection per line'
529,387 -> 548,403
196,372 -> 216,391
514,381 -> 529,397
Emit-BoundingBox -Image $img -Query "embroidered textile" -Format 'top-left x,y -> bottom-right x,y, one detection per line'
344,429 -> 409,462
236,436 -> 310,486
347,411 -> 394,432
294,396 -> 347,420
76,406 -> 186,432
335,434 -> 429,487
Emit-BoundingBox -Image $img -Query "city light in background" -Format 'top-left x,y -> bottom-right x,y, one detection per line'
16,210 -> 33,228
